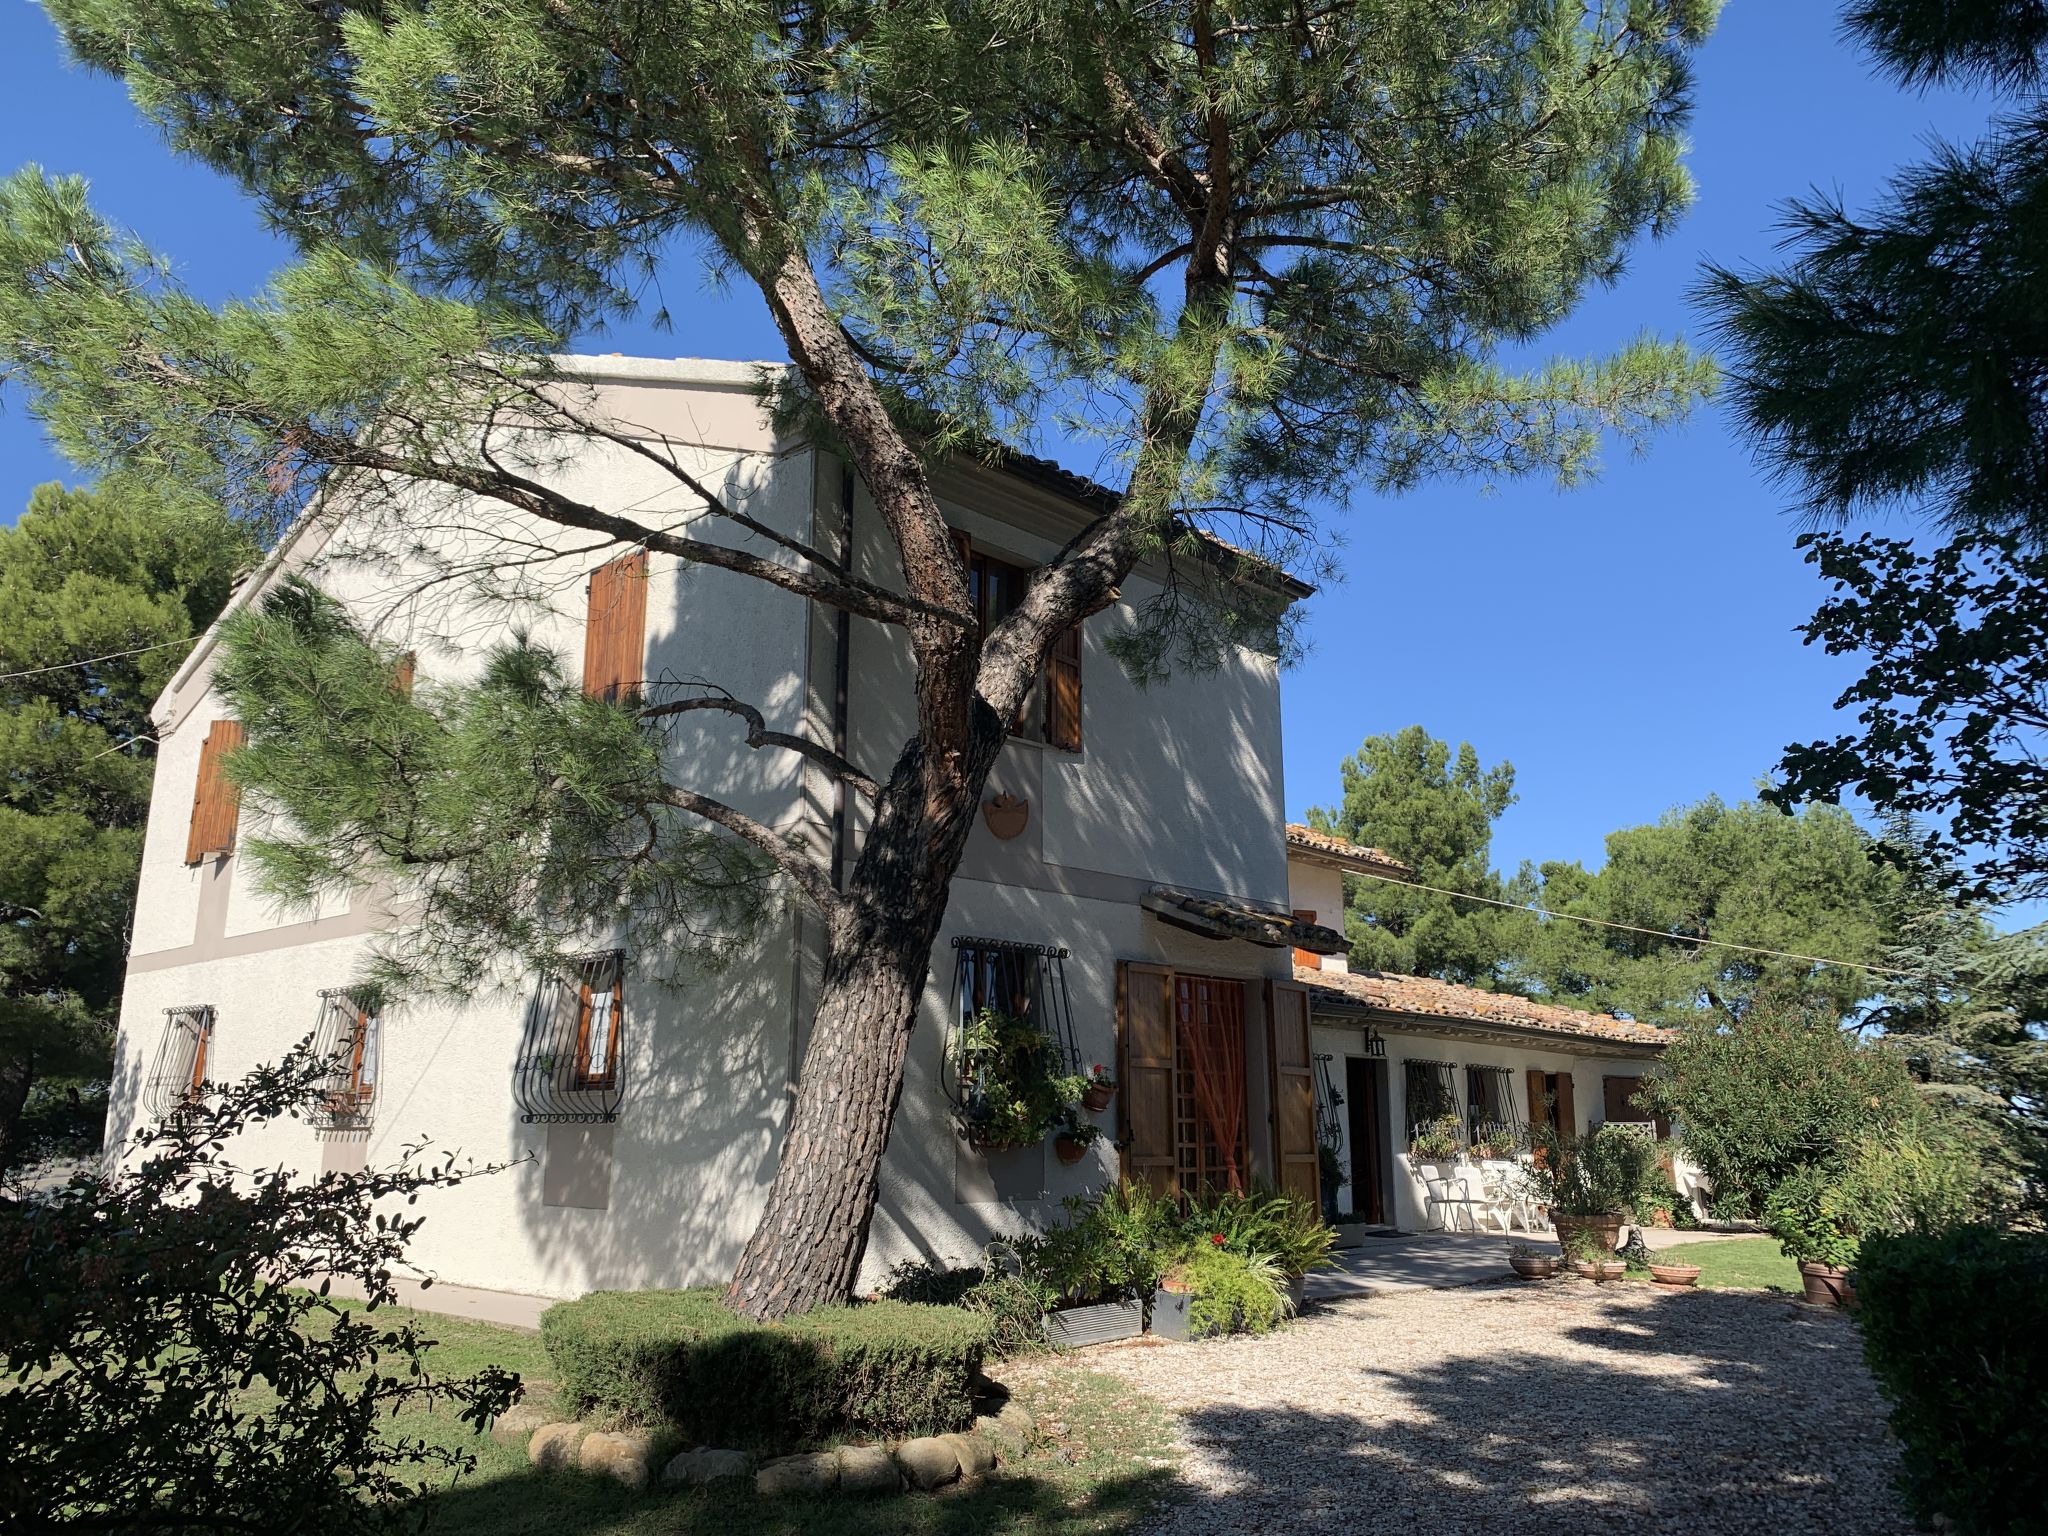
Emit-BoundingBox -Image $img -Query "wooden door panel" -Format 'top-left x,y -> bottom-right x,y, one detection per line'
1266,980 -> 1318,1206
1118,962 -> 1176,1196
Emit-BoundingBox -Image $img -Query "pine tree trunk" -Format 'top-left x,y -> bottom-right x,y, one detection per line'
725,722 -> 1002,1320
0,1052 -> 33,1174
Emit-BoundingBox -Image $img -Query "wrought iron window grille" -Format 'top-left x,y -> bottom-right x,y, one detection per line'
1464,1064 -> 1518,1153
1402,1058 -> 1463,1142
309,987 -> 383,1132
944,936 -> 1081,1142
513,950 -> 628,1124
143,1004 -> 216,1119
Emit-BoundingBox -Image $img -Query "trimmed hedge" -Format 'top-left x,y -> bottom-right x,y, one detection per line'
1856,1227 -> 2048,1535
538,1288 -> 991,1449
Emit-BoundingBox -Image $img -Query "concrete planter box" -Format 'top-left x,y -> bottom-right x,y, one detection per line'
1043,1298 -> 1144,1348
1149,1288 -> 1192,1340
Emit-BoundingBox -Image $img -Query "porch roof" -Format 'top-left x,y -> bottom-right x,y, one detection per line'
1296,963 -> 1674,1055
1284,823 -> 1412,881
1144,890 -> 1348,953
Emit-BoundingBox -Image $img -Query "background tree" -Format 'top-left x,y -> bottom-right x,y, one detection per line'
1308,726 -> 1522,987
1513,796 -> 1896,1025
2,0 -> 1718,1315
0,482 -> 253,1170
1699,0 -> 2048,902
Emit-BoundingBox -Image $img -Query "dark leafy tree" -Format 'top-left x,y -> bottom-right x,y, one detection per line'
1699,1 -> 2048,900
1,0 -> 1718,1315
1309,725 -> 1521,987
0,1047 -> 521,1535
0,482 -> 254,1169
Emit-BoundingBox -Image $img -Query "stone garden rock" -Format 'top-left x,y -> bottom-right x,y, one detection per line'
578,1430 -> 653,1491
527,1421 -> 587,1472
940,1430 -> 996,1477
892,1435 -> 964,1490
835,1444 -> 902,1493
755,1450 -> 840,1497
975,1411 -> 1025,1460
997,1401 -> 1036,1440
661,1446 -> 753,1486
489,1403 -> 551,1447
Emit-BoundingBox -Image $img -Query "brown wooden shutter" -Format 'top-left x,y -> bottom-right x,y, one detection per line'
1526,1067 -> 1551,1165
1044,622 -> 1082,751
1554,1070 -> 1578,1140
391,651 -> 416,695
582,551 -> 649,701
1265,979 -> 1318,1206
1290,909 -> 1320,970
184,719 -> 246,865
1117,961 -> 1177,1197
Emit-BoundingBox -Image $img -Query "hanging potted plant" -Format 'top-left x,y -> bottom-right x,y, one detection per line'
1052,1117 -> 1101,1166
1080,1063 -> 1117,1113
952,1007 -> 1087,1153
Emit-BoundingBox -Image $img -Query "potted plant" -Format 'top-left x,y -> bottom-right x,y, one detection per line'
1519,1122 -> 1661,1260
1052,1118 -> 1101,1166
1647,1259 -> 1702,1289
1472,1122 -> 1524,1162
1764,1164 -> 1861,1308
1408,1116 -> 1463,1165
1018,1184 -> 1170,1347
1150,1267 -> 1193,1340
1507,1240 -> 1557,1281
1080,1063 -> 1117,1113
952,1007 -> 1087,1153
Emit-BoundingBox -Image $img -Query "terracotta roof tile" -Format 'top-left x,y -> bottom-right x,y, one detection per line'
1284,823 -> 1412,879
1295,963 -> 1674,1049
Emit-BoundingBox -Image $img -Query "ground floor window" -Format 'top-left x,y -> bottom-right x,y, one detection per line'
514,950 -> 628,1124
1465,1065 -> 1518,1154
143,1004 -> 215,1118
310,987 -> 381,1130
1403,1059 -> 1461,1155
1173,974 -> 1249,1194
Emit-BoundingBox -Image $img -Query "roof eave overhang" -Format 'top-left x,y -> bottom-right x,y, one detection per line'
1305,993 -> 1668,1059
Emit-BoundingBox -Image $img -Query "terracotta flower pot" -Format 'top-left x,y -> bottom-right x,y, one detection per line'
1553,1214 -> 1623,1258
1798,1261 -> 1856,1309
1648,1262 -> 1701,1290
1591,1260 -> 1627,1283
1509,1255 -> 1558,1281
1053,1133 -> 1090,1165
1081,1082 -> 1116,1113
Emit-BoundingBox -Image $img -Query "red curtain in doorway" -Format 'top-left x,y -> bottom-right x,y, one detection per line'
1176,976 -> 1247,1192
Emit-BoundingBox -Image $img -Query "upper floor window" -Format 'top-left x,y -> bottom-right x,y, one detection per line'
583,551 -> 649,702
144,1005 -> 216,1118
310,988 -> 382,1130
184,720 -> 244,865
953,532 -> 1083,752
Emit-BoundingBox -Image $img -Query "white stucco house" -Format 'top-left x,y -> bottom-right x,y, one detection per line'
107,354 -> 1678,1308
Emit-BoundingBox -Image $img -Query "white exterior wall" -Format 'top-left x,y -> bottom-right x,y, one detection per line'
1309,1021 -> 1665,1233
1286,862 -> 1347,973
109,358 -> 1299,1302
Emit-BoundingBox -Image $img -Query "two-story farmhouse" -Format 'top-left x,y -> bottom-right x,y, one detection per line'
109,354 -> 1676,1306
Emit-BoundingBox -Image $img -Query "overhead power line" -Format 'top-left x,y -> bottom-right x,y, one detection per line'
0,635 -> 195,683
1344,865 -> 1916,980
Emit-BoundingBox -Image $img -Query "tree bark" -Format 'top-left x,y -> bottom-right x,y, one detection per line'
725,717 -> 1007,1319
0,1051 -> 34,1174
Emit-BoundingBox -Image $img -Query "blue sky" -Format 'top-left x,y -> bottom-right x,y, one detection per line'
0,4 -> 2001,895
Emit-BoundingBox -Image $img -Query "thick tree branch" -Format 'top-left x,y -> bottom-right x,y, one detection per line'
640,691 -> 880,800
661,785 -> 842,917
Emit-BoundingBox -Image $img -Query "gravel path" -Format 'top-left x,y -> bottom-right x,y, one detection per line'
1079,1280 -> 1907,1535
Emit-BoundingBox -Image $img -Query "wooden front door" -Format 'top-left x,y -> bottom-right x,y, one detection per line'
1345,1056 -> 1386,1225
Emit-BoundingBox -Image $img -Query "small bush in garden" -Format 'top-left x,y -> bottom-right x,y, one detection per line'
1175,1186 -> 1336,1278
1170,1245 -> 1292,1338
1856,1228 -> 2048,1534
0,1048 -> 520,1535
539,1288 -> 990,1448
1520,1121 -> 1666,1220
881,1246 -> 1048,1357
1014,1181 -> 1179,1303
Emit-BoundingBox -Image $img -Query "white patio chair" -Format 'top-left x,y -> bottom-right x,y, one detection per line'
1423,1172 -> 1483,1232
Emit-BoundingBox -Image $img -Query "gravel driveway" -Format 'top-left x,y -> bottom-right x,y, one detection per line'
1081,1280 -> 1907,1534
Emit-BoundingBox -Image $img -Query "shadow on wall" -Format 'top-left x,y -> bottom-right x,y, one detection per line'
508,951 -> 794,1296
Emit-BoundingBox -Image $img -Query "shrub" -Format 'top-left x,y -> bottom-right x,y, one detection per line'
1764,1162 -> 1862,1268
539,1288 -> 990,1448
1176,1185 -> 1336,1278
1641,1005 -> 1916,1218
1520,1122 -> 1665,1220
1857,1228 -> 2048,1534
1170,1245 -> 1292,1338
881,1246 -> 1048,1357
0,1048 -> 519,1535
1014,1181 -> 1179,1303
1767,1115 -> 1993,1269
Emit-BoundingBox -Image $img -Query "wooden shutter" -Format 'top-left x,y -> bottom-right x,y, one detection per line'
1290,909 -> 1321,970
1553,1070 -> 1578,1139
184,719 -> 246,865
1265,979 -> 1318,1205
1526,1067 -> 1551,1166
1117,961 -> 1177,1197
1044,622 -> 1082,751
188,1011 -> 211,1092
573,966 -> 623,1090
391,651 -> 416,695
582,551 -> 649,701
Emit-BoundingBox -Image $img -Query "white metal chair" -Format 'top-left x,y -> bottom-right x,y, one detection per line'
1423,1171 -> 1484,1232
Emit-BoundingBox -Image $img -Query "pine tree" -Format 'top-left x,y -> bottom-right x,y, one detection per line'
0,483 -> 254,1169
2,0 -> 1719,1315
1700,1 -> 2048,900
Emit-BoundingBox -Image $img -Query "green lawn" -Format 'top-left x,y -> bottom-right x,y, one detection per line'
1653,1237 -> 1802,1292
327,1301 -> 1178,1536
